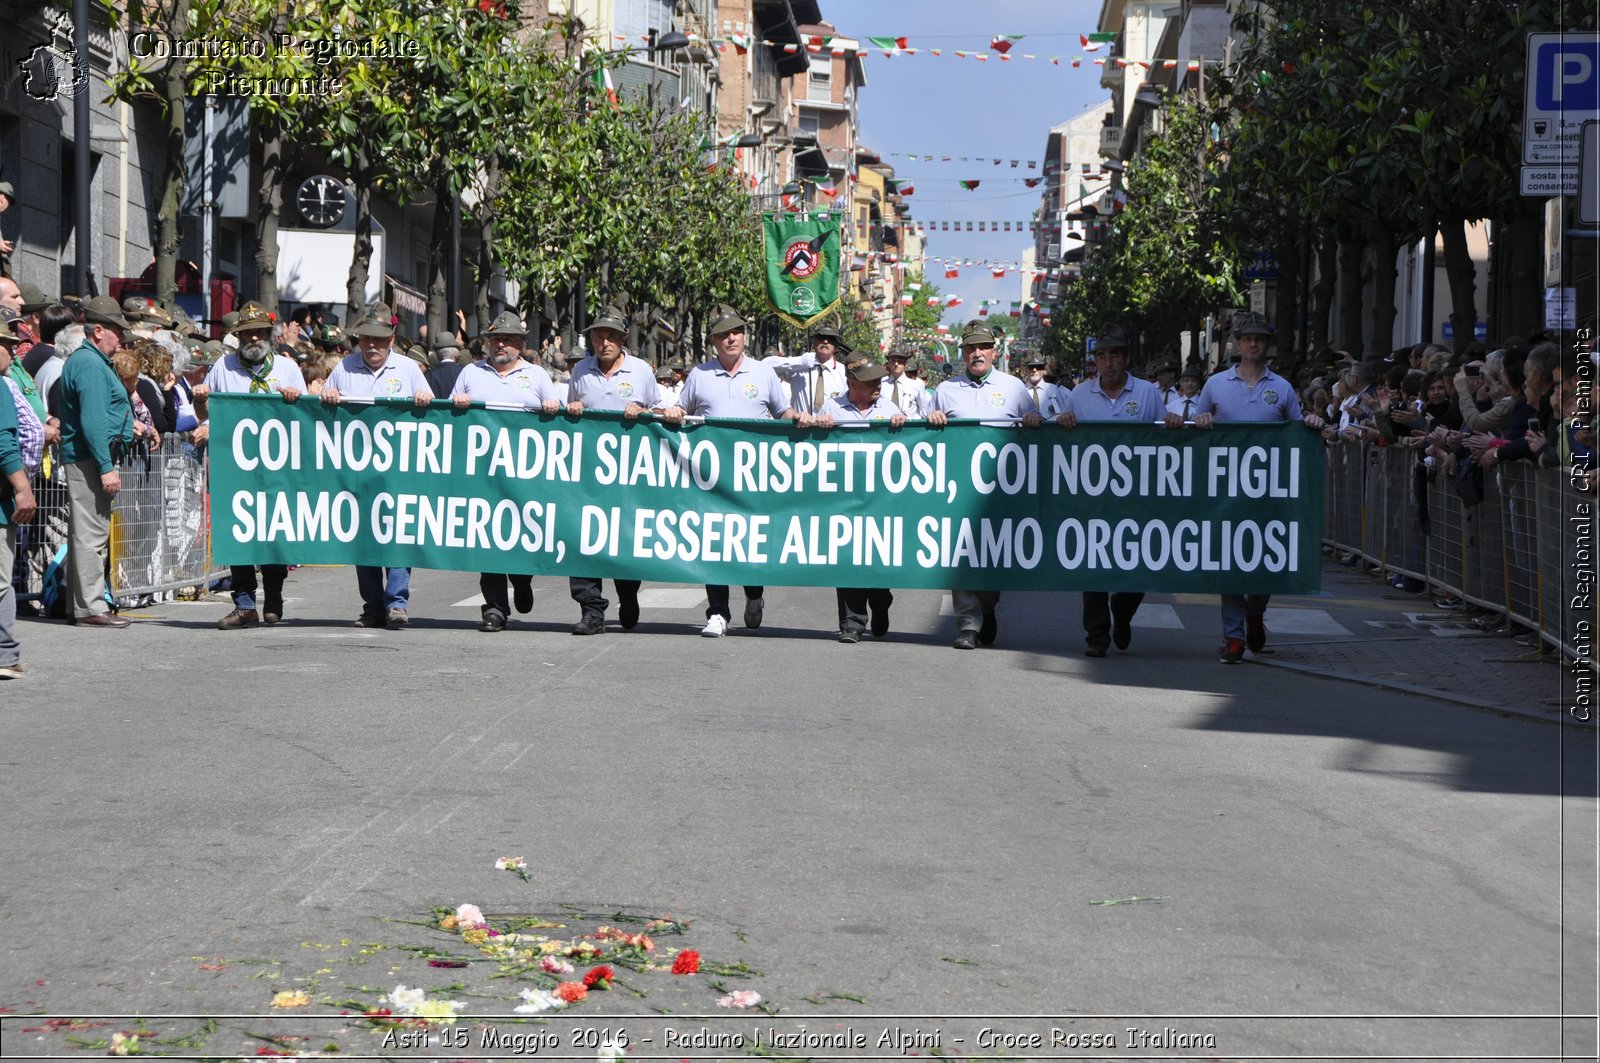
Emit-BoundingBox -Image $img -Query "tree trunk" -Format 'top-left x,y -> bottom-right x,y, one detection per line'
1490,198 -> 1544,343
1368,225 -> 1398,357
1311,235 -> 1336,352
1439,212 -> 1478,356
1337,238 -> 1365,357
154,0 -> 190,308
253,112 -> 286,314
426,175 -> 451,346
344,144 -> 374,323
1272,237 -> 1301,370
474,152 -> 500,338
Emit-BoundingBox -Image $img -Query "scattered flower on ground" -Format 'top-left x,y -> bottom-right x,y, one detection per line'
270,990 -> 311,1009
717,990 -> 761,1009
454,903 -> 487,929
582,965 -> 615,990
539,956 -> 574,975
108,1032 -> 141,1056
494,856 -> 532,882
514,988 -> 565,1014
553,982 -> 588,1005
671,949 -> 700,975
382,985 -> 464,1024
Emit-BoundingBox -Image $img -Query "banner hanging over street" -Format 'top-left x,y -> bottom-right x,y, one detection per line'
763,211 -> 843,328
209,396 -> 1323,594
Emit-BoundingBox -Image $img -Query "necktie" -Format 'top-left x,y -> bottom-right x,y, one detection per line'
1183,398 -> 1192,420
892,381 -> 901,408
1031,386 -> 1041,409
813,366 -> 825,410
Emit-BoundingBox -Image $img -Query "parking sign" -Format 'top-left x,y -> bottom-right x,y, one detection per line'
1525,33 -> 1600,164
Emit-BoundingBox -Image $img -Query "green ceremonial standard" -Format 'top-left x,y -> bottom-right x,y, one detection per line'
763,211 -> 842,328
209,395 -> 1323,594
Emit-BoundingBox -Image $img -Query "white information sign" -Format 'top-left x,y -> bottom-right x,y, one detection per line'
1524,33 -> 1600,165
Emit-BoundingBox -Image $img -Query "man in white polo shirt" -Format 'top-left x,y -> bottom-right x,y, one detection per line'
1058,326 -> 1183,658
321,302 -> 432,631
451,310 -> 564,633
927,321 -> 1041,650
1192,311 -> 1325,663
661,304 -> 814,637
564,304 -> 665,635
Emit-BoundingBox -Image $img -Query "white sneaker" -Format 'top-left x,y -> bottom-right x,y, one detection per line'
743,596 -> 765,629
0,662 -> 21,680
700,615 -> 728,638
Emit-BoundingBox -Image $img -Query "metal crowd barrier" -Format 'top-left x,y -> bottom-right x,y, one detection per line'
13,438 -> 223,605
1322,441 -> 1595,665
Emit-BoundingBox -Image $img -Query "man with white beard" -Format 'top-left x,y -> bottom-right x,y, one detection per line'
196,301 -> 305,629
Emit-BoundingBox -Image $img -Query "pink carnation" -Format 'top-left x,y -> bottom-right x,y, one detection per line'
455,903 -> 487,928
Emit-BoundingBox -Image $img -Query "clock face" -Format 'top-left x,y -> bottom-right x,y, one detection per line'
296,175 -> 347,228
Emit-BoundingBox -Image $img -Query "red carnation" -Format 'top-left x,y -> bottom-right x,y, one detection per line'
671,950 -> 700,975
582,966 -> 615,990
553,981 -> 587,1004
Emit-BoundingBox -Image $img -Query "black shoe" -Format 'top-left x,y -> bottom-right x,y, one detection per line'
1085,643 -> 1108,658
952,630 -> 978,650
513,581 -> 534,614
353,613 -> 386,628
977,610 -> 997,646
217,608 -> 259,630
838,626 -> 863,644
571,614 -> 605,636
478,610 -> 506,633
619,594 -> 640,631
1111,603 -> 1133,650
1246,614 -> 1267,653
870,606 -> 889,638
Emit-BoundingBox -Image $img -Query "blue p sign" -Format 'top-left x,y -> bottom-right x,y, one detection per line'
1534,38 -> 1600,112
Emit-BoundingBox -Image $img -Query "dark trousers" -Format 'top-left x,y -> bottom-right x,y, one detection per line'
479,572 -> 532,618
1082,591 -> 1144,649
837,587 -> 893,631
231,564 -> 287,612
570,576 -> 641,619
705,585 -> 763,620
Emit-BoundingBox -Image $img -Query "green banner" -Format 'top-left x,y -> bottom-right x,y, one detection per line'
208,395 -> 1324,594
763,212 -> 842,328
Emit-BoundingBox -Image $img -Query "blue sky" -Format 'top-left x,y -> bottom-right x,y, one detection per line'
846,0 -> 1112,323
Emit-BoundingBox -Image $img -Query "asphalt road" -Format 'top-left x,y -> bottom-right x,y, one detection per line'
0,565 -> 1594,1061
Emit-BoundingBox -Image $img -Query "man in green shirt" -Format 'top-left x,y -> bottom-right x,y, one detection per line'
57,296 -> 135,628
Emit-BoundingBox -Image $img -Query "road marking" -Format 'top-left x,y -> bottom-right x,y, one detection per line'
1385,613 -> 1482,637
452,594 -> 486,607
1131,603 -> 1184,629
1264,609 -> 1351,635
635,588 -> 707,609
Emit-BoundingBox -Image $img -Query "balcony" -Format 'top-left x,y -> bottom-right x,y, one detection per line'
1099,125 -> 1123,158
1098,34 -> 1123,90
